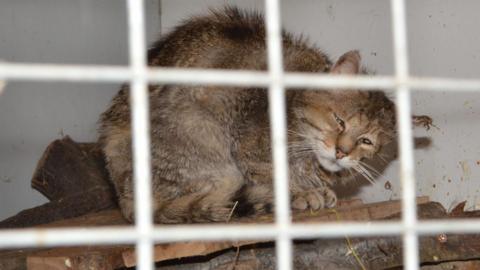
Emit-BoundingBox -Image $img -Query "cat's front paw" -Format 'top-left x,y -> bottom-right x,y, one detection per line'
323,187 -> 337,208
292,190 -> 325,211
291,187 -> 337,211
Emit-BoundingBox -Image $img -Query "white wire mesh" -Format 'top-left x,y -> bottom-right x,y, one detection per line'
390,0 -> 420,269
0,0 -> 479,270
3,220 -> 480,249
264,0 -> 293,269
2,63 -> 480,91
127,0 -> 154,269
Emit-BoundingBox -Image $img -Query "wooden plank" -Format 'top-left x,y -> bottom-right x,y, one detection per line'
34,210 -> 126,229
0,258 -> 26,270
0,197 -> 430,261
123,241 -> 258,268
4,199 -> 480,269
27,257 -> 68,270
333,198 -> 363,208
123,197 -> 431,267
236,196 -> 430,224
134,233 -> 480,270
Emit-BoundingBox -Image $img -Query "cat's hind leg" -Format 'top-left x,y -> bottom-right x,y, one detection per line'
190,167 -> 246,222
153,191 -> 208,223
153,165 -> 246,223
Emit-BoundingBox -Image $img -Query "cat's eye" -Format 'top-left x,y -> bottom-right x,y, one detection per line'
360,138 -> 373,145
301,118 -> 322,131
333,113 -> 345,129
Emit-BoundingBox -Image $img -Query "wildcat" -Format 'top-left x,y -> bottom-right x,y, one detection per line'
99,7 -> 406,223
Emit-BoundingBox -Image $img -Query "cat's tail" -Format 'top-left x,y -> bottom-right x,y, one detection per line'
231,184 -> 274,218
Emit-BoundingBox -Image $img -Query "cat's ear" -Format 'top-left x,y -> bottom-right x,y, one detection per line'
331,50 -> 361,75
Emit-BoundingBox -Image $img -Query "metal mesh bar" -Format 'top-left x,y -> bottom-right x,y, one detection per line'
390,0 -> 420,269
264,0 -> 293,269
3,220 -> 480,249
126,0 -> 154,269
1,63 -> 480,91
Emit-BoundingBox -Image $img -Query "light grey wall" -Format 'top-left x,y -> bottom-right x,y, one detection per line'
1,0 -> 479,220
0,0 -> 161,220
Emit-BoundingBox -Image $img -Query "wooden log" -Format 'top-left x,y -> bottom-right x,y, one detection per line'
0,137 -> 117,229
30,136 -> 112,201
0,186 -> 117,229
421,260 -> 480,270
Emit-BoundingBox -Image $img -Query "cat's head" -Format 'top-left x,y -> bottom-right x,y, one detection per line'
291,51 -> 396,174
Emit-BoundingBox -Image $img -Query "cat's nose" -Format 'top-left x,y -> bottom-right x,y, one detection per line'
335,148 -> 347,159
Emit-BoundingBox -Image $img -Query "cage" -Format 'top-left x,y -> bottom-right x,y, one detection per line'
0,0 -> 480,270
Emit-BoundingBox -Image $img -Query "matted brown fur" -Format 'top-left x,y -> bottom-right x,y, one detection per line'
99,7 -> 397,223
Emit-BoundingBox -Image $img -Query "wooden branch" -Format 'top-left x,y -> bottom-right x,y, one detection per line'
31,136 -> 112,201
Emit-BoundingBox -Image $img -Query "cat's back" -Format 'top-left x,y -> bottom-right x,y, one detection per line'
99,6 -> 332,145
149,7 -> 268,70
149,7 -> 330,72
99,8 -> 267,142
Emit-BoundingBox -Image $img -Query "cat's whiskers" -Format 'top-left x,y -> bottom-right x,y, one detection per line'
352,164 -> 376,185
351,159 -> 390,185
346,168 -> 358,182
288,143 -> 323,150
287,129 -> 311,139
287,142 -> 323,153
351,166 -> 367,182
288,149 -> 319,158
357,161 -> 385,179
375,153 -> 389,164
